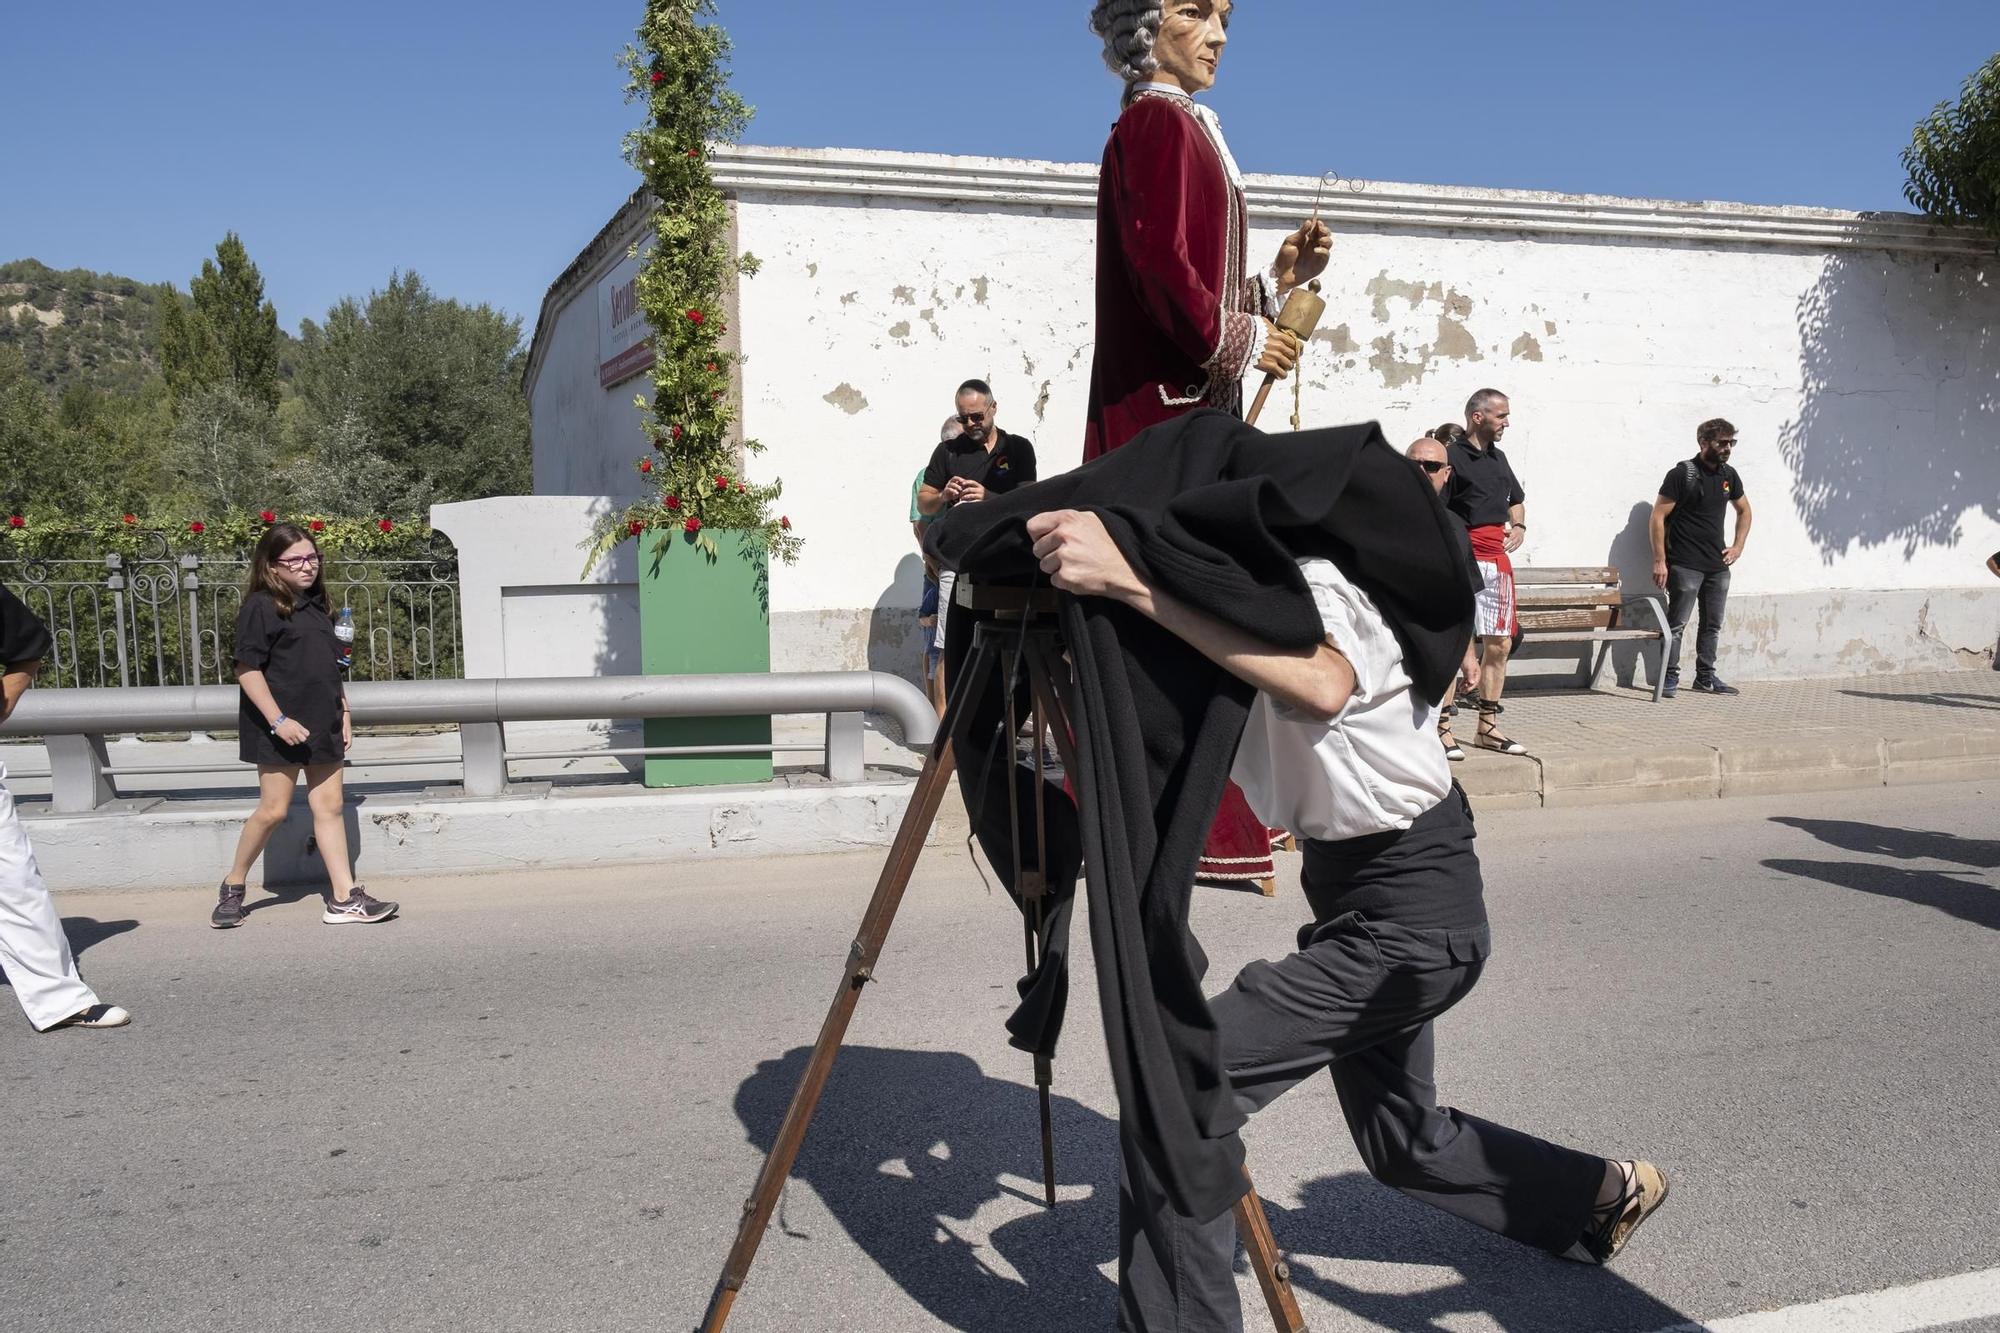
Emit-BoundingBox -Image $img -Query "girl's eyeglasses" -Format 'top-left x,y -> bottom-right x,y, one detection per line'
276,555 -> 323,570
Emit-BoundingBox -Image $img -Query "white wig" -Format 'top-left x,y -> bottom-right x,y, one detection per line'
1088,0 -> 1162,83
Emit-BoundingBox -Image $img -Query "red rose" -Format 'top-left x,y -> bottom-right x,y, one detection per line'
6,515 -> 22,528
665,494 -> 680,510
686,148 -> 699,158
629,520 -> 645,535
378,519 -> 393,533
780,516 -> 791,531
650,71 -> 665,85
122,514 -> 137,525
686,309 -> 704,324
684,516 -> 701,534
189,521 -> 206,534
715,475 -> 729,490
259,509 -> 275,523
310,519 -> 325,532
639,458 -> 653,473
705,362 -> 717,373
670,424 -> 683,440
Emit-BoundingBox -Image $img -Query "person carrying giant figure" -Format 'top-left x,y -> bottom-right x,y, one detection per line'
1083,0 -> 1332,887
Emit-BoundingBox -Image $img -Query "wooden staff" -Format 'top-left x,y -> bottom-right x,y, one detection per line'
1245,278 -> 1324,428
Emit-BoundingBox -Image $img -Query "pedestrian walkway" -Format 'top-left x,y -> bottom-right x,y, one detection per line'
1456,668 -> 2000,807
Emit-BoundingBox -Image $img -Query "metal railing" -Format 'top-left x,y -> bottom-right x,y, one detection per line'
0,673 -> 938,812
1,529 -> 462,689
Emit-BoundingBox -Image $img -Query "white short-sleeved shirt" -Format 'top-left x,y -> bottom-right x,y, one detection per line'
1231,558 -> 1452,842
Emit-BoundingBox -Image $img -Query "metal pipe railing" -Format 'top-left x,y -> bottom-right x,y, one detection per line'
0,673 -> 937,813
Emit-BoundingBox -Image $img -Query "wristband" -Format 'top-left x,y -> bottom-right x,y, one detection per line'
270,713 -> 288,730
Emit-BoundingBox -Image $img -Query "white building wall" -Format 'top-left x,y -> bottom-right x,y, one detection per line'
524,146 -> 2000,684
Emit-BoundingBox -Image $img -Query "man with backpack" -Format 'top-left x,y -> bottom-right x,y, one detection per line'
1649,418 -> 1753,697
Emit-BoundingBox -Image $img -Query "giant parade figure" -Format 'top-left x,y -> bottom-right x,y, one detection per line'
1083,0 -> 1331,888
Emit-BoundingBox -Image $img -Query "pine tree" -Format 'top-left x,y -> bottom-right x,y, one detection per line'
159,232 -> 282,409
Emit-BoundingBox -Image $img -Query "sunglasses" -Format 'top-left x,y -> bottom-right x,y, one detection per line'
276,554 -> 323,570
1415,460 -> 1448,474
956,412 -> 987,425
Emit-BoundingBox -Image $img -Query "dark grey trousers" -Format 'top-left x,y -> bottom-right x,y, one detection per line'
1665,563 -> 1731,681
1118,796 -> 1607,1333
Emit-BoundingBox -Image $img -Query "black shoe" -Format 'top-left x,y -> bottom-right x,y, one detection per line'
1661,673 -> 1679,699
323,886 -> 399,924
211,882 -> 247,929
1690,677 -> 1740,695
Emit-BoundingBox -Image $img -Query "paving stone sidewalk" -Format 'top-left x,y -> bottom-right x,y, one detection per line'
1452,667 -> 2000,807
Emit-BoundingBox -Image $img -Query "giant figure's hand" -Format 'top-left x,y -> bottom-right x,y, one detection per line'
1254,326 -> 1302,379
1026,510 -> 1144,602
1274,219 -> 1332,290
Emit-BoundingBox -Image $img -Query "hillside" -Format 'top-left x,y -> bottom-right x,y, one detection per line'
0,258 -> 174,397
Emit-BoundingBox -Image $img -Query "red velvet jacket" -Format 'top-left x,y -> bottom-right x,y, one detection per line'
1082,91 -> 1268,462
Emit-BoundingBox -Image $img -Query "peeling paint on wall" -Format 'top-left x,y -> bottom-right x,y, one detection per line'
840,291 -> 858,305
1434,315 -> 1482,362
892,285 -> 915,305
1313,323 -> 1358,354
973,276 -> 990,305
919,308 -> 943,339
1544,320 -> 1557,335
806,262 -> 818,277
1511,333 -> 1544,362
1369,334 -> 1430,388
888,320 -> 911,339
1367,272 -> 1430,321
1035,380 -> 1051,422
823,383 -> 869,414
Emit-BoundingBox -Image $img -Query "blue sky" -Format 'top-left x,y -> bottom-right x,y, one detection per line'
4,2 -> 1992,342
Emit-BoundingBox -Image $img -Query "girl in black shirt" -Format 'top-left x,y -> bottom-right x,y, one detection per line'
213,524 -> 396,927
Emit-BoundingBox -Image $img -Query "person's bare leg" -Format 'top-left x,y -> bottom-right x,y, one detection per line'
226,767 -> 299,885
1478,634 -> 1511,707
303,764 -> 357,900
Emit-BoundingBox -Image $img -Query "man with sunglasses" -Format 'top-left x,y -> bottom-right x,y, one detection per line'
1650,418 -> 1752,697
915,379 -> 1038,518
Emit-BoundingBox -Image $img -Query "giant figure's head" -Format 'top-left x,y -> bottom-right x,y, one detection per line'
1090,0 -> 1232,95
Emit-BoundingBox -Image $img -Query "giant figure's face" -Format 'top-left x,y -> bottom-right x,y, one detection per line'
1154,0 -> 1231,94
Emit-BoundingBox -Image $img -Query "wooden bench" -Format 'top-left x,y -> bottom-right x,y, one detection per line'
1513,566 -> 1675,701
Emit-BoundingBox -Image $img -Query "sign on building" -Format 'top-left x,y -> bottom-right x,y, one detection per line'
597,247 -> 655,389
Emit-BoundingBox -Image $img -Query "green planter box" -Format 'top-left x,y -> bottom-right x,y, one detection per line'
637,529 -> 772,787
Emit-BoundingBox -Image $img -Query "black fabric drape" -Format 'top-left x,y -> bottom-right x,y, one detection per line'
927,411 -> 1474,1222
0,583 -> 54,669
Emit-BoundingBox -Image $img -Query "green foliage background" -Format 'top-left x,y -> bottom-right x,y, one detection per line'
1903,53 -> 2000,239
2,234 -> 532,528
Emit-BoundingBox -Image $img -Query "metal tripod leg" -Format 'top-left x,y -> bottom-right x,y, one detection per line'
697,636 -> 997,1333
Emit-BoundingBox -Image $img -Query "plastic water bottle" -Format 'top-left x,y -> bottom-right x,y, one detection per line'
335,606 -> 355,671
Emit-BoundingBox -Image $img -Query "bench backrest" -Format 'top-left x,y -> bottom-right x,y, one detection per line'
1513,566 -> 1625,633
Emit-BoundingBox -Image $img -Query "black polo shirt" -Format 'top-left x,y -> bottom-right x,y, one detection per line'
1443,439 -> 1524,528
1660,456 -> 1747,574
0,581 -> 54,668
923,430 -> 1037,499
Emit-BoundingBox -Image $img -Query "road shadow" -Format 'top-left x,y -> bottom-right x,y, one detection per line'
730,1045 -> 1119,1331
1771,817 -> 2000,869
728,1047 -> 1699,1332
1776,249 -> 1999,563
0,916 -> 138,991
1762,858 -> 1999,931
1268,1171 -> 1693,1333
1837,688 -> 2000,711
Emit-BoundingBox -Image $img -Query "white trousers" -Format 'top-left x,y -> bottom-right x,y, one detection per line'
0,763 -> 98,1030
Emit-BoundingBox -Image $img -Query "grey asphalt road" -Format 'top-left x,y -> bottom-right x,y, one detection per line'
4,782 -> 1997,1333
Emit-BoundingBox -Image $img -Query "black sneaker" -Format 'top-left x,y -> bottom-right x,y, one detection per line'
1690,677 -> 1740,695
211,882 -> 247,929
1661,673 -> 1679,699
323,887 -> 399,925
